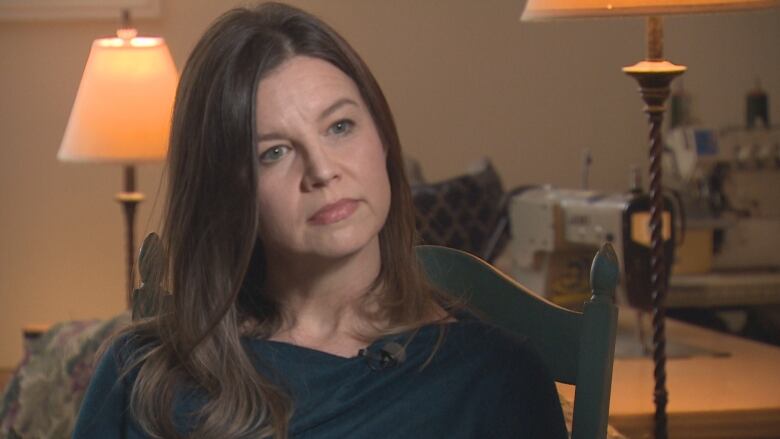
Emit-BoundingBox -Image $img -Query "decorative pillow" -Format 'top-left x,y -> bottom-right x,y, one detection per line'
0,313 -> 130,439
411,159 -> 509,261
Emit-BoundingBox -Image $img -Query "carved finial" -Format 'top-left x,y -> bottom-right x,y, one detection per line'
132,233 -> 166,320
590,242 -> 619,302
138,233 -> 163,285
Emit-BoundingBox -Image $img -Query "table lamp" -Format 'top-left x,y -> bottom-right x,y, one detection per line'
58,12 -> 177,306
520,1 -> 779,438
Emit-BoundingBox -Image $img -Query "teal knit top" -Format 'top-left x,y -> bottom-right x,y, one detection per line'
73,313 -> 567,438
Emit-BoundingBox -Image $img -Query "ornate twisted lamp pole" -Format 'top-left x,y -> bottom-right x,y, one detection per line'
622,19 -> 686,435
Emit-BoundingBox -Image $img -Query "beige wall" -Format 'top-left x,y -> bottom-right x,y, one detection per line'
0,0 -> 778,368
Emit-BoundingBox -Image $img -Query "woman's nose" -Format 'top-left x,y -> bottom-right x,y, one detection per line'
301,144 -> 339,190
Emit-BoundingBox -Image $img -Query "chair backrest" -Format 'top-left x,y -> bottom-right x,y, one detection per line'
416,244 -> 619,439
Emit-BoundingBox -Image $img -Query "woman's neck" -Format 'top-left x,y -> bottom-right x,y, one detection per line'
264,238 -> 384,357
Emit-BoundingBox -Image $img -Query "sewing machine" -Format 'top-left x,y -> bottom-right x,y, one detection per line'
506,186 -> 674,310
665,126 -> 780,268
661,125 -> 780,307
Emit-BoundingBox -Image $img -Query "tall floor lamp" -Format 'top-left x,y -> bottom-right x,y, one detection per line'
58,15 -> 177,307
520,0 -> 778,438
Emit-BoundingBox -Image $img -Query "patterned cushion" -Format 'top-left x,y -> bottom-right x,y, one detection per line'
0,313 -> 130,439
412,160 -> 508,261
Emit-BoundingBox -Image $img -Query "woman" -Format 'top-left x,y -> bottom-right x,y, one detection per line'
74,3 -> 567,438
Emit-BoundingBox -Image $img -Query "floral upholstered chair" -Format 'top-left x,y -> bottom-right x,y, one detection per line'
0,314 -> 129,438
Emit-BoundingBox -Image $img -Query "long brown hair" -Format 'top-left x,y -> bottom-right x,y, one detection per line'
123,3 -> 446,438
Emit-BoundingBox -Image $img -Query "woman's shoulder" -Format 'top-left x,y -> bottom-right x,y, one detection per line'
442,311 -> 539,361
72,330 -> 157,438
97,329 -> 156,373
412,311 -> 568,438
79,330 -> 154,404
412,310 -> 553,388
432,311 -> 558,400
446,312 -> 568,437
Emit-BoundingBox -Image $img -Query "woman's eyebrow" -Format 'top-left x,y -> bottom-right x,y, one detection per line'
257,98 -> 360,142
318,97 -> 358,122
257,131 -> 285,143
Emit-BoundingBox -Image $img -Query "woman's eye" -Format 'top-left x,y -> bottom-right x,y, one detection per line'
258,145 -> 289,164
329,119 -> 354,136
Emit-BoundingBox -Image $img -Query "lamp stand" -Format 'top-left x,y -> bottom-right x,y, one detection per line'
623,16 -> 685,439
115,165 -> 144,307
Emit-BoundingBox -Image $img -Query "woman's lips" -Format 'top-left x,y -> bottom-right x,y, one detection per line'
308,199 -> 359,225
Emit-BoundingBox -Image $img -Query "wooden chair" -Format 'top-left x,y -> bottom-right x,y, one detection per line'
416,243 -> 619,439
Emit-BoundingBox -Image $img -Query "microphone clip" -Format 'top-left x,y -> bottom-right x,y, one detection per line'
358,341 -> 406,371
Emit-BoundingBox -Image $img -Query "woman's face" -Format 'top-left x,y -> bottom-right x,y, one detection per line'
254,55 -> 391,262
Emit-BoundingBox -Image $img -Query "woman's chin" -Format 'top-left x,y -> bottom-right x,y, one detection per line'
303,229 -> 381,261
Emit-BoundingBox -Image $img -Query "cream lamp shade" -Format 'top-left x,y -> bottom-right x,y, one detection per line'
58,32 -> 178,163
521,0 -> 780,20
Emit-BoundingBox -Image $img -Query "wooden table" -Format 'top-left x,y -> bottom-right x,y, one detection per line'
558,308 -> 780,439
667,272 -> 780,308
